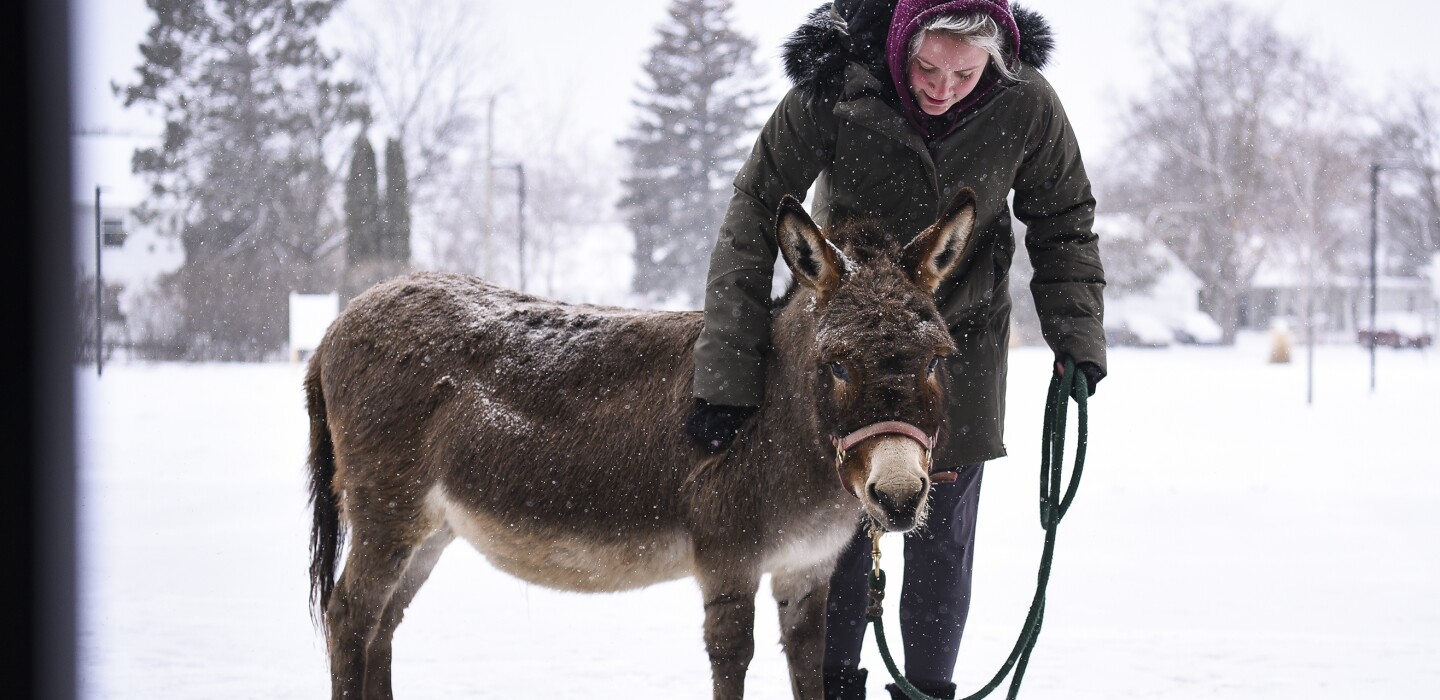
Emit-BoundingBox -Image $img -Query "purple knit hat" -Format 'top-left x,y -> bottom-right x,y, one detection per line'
885,0 -> 1022,137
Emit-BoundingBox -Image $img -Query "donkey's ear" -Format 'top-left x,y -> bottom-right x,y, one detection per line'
776,195 -> 843,295
901,187 -> 977,293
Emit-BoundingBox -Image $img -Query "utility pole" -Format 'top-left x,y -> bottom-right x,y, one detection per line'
1305,250 -> 1314,405
1368,164 -> 1380,392
1370,162 -> 1440,394
1369,160 -> 1438,392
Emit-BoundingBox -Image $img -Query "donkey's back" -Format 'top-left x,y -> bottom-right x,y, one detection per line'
310,273 -> 708,594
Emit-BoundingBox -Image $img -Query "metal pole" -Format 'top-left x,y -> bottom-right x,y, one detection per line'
94,185 -> 103,376
1305,271 -> 1314,405
515,163 -> 526,293
1368,164 -> 1379,392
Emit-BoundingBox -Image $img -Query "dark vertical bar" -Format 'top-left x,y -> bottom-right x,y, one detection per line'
1369,164 -> 1380,392
6,0 -> 77,698
1305,280 -> 1314,405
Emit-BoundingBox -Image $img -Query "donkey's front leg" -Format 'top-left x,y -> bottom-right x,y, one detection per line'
696,564 -> 761,699
771,565 -> 833,699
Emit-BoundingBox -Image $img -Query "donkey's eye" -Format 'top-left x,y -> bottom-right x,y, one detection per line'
926,357 -> 943,376
829,362 -> 850,381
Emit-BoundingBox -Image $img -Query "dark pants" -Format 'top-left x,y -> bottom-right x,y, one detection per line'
823,463 -> 984,685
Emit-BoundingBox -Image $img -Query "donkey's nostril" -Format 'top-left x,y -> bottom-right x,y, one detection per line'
867,481 -> 927,531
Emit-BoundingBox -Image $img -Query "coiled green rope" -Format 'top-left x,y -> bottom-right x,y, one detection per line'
868,357 -> 1089,700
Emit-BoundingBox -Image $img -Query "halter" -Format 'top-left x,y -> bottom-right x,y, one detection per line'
830,421 -> 952,498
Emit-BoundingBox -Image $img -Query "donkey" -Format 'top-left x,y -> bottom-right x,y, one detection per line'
306,188 -> 978,699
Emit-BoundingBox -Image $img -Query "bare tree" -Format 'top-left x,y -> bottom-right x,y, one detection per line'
334,0 -> 647,300
470,92 -> 621,299
416,91 -> 620,300
1110,0 -> 1324,342
1370,83 -> 1440,276
517,123 -> 617,302
338,0 -> 491,273
424,151 -> 491,275
1268,59 -> 1368,335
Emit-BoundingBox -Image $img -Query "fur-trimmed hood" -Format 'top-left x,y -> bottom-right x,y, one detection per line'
782,0 -> 1054,106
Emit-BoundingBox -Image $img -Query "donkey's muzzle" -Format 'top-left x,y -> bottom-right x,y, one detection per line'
869,479 -> 929,531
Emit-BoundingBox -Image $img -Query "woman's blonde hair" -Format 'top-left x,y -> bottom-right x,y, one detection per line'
907,12 -> 1020,81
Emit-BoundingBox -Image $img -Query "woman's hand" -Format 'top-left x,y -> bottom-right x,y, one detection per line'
1054,354 -> 1104,397
684,398 -> 759,454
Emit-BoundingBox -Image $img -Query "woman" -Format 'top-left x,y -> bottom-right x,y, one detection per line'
685,1 -> 1106,698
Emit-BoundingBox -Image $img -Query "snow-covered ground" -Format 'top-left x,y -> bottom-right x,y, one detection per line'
77,334 -> 1440,698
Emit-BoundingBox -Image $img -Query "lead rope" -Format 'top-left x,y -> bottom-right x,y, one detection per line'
867,357 -> 1089,700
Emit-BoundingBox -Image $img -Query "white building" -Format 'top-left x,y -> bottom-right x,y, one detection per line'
1094,213 -> 1222,346
1242,255 -> 1437,340
73,134 -> 184,353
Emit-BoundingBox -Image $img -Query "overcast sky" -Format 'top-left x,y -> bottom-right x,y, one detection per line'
71,0 -> 1440,205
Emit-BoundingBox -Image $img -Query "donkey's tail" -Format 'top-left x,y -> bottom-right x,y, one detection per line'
305,350 -> 344,628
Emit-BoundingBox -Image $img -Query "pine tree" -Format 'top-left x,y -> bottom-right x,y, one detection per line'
382,137 -> 412,263
117,0 -> 366,359
618,0 -> 764,303
342,134 -> 413,300
345,132 -> 381,265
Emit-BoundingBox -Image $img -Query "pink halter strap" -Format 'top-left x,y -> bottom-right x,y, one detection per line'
830,421 -> 947,498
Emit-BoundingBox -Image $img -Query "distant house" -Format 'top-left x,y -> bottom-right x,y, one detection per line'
72,198 -> 184,287
1094,213 -> 1222,346
73,134 -> 185,354
1241,255 -> 1437,337
72,196 -> 184,355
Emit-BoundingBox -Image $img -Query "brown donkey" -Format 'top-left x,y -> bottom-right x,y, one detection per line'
307,189 -> 978,699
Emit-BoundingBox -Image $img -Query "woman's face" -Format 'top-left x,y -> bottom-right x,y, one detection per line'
907,32 -> 990,116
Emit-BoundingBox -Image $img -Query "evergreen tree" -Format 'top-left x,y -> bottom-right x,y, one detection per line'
117,0 -> 366,359
618,0 -> 764,303
382,137 -> 412,263
345,132 -> 381,265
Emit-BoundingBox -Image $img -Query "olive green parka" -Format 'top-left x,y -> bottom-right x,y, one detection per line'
693,7 -> 1105,465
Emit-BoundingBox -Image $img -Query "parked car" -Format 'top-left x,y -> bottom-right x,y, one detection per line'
1357,311 -> 1433,349
1169,311 -> 1224,345
1105,313 -> 1172,348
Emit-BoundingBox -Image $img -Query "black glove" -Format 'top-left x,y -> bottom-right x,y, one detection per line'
1055,354 -> 1105,397
684,398 -> 757,454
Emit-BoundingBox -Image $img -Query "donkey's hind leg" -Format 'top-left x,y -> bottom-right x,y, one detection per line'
362,524 -> 455,700
326,516 -> 429,700
771,565 -> 833,700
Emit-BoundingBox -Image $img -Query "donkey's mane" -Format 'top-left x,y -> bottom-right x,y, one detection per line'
776,216 -> 911,305
826,218 -> 907,265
